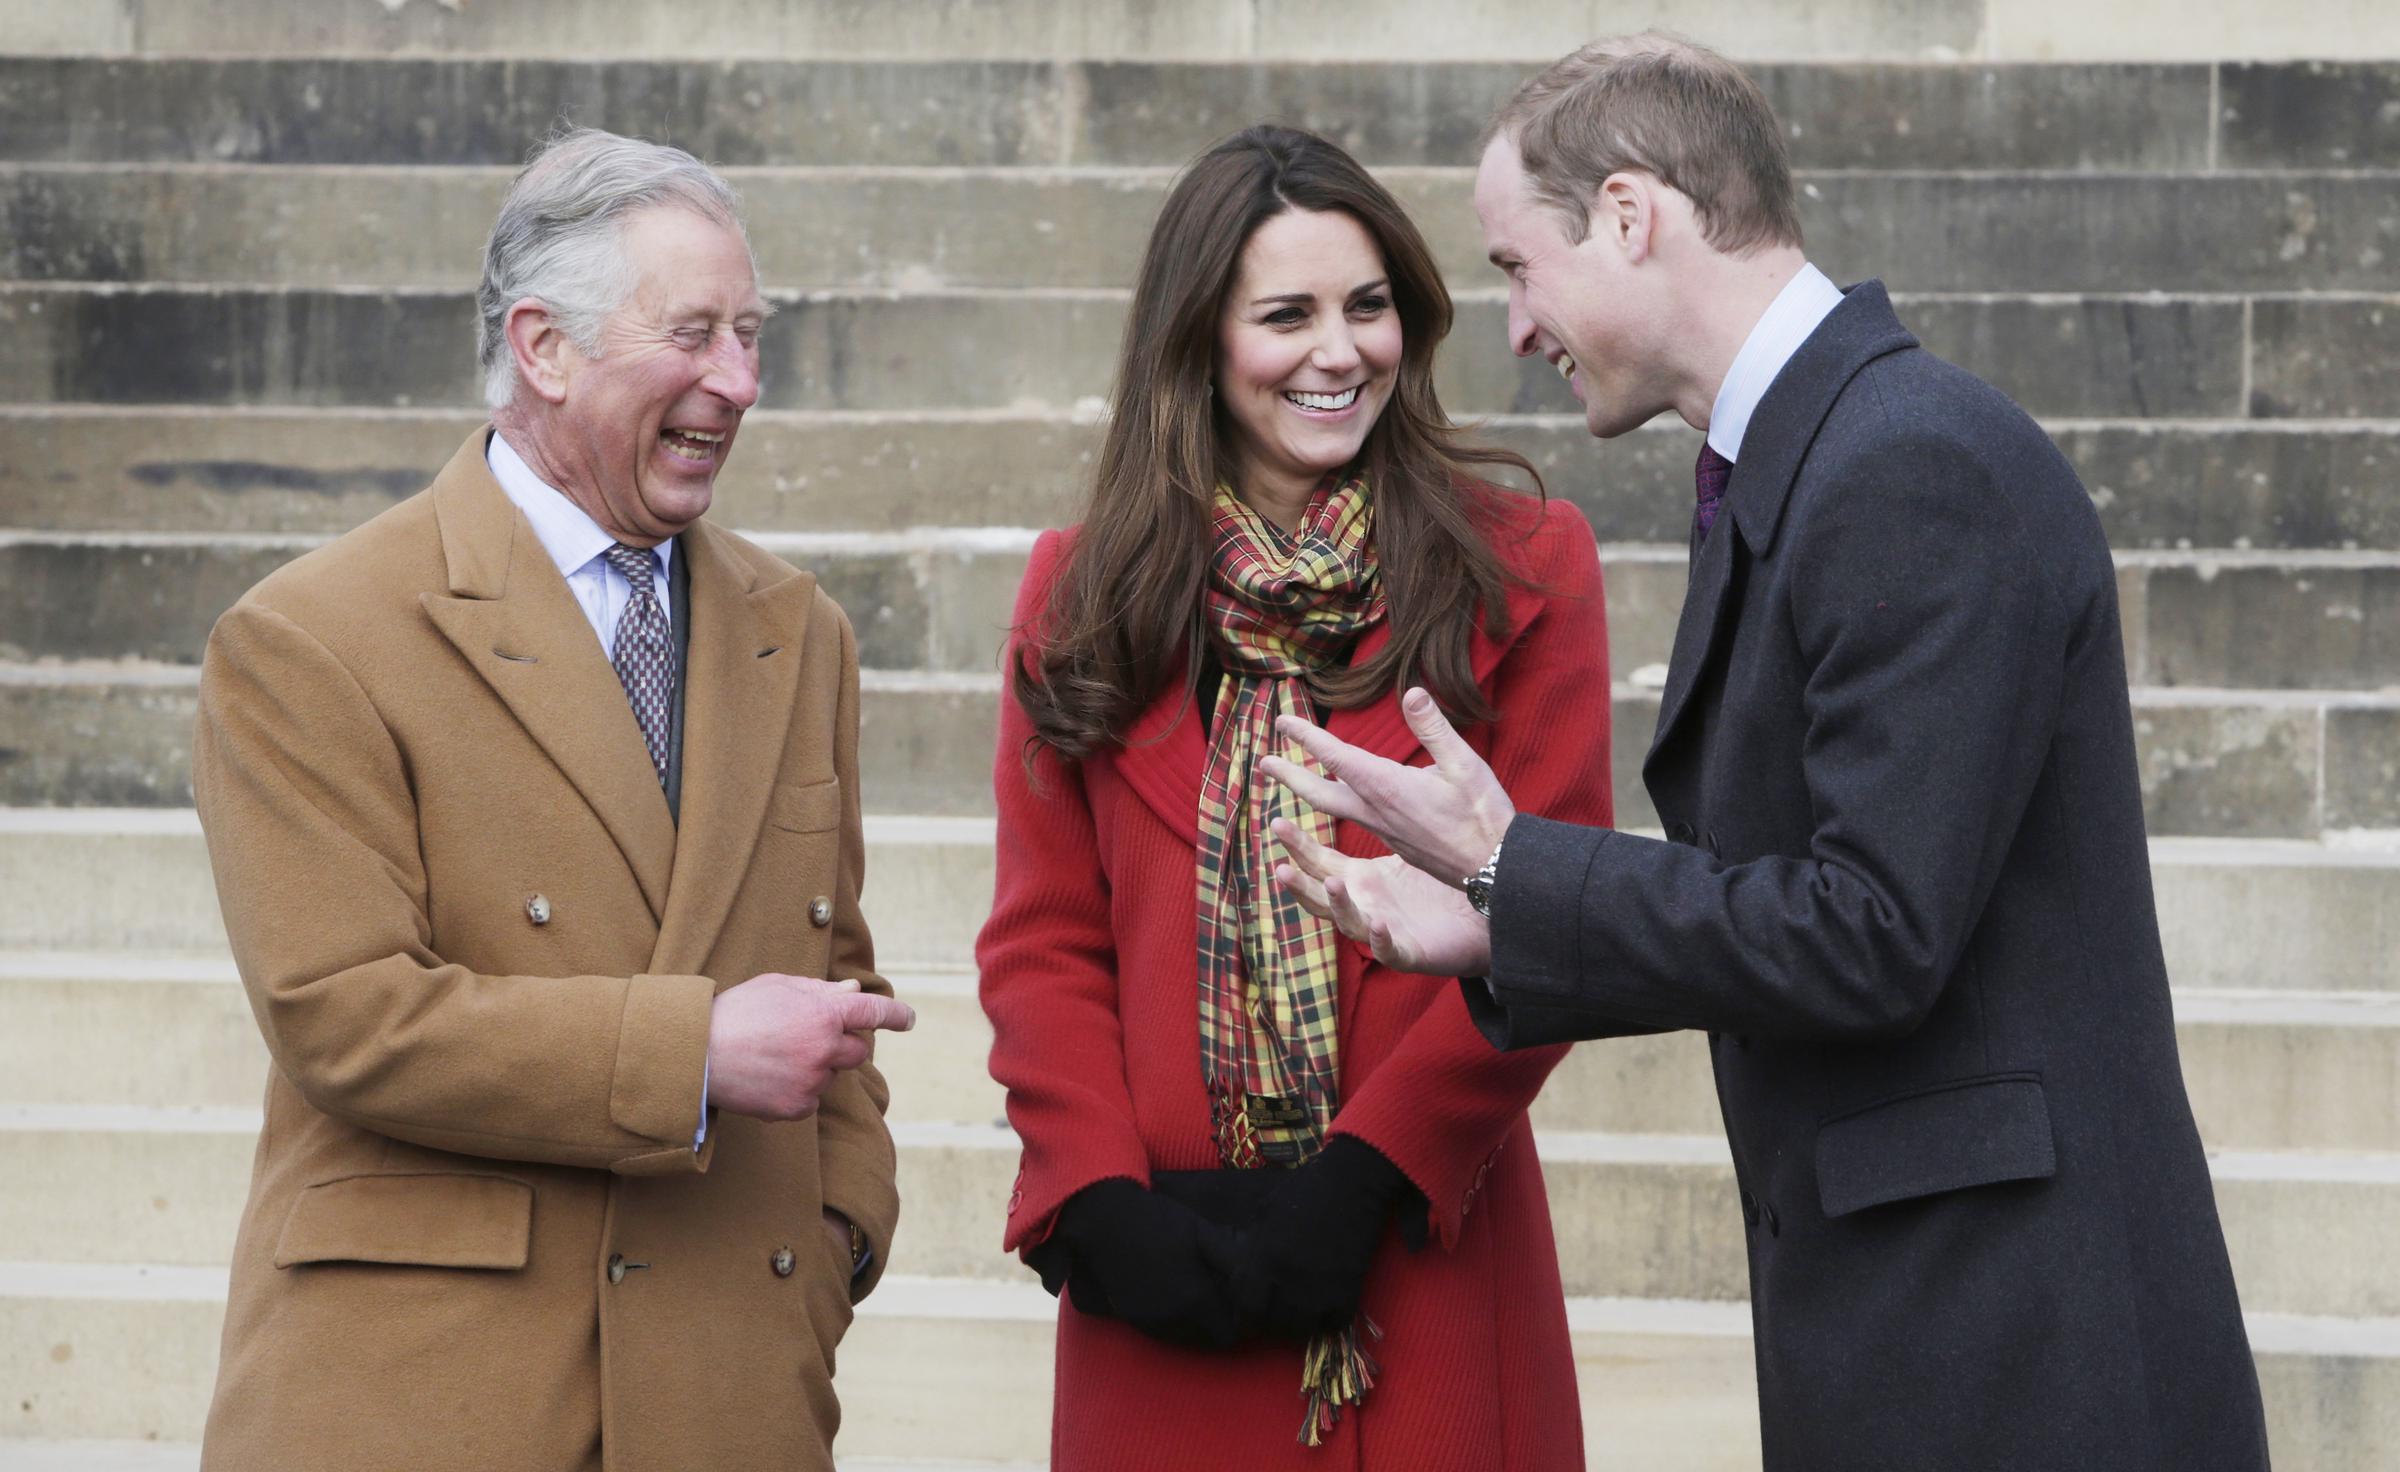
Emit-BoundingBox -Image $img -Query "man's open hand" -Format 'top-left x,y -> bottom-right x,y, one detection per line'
707,973 -> 915,1122
1257,686 -> 1515,886
1272,817 -> 1493,977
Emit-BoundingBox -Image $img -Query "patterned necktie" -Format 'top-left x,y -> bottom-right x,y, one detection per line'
600,542 -> 673,785
1694,441 -> 1733,544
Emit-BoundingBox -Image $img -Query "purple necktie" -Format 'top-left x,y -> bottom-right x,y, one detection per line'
1694,442 -> 1733,543
601,542 -> 673,785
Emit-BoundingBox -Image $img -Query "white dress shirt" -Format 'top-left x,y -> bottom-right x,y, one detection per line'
487,431 -> 675,650
1706,262 -> 1844,463
486,431 -> 705,1149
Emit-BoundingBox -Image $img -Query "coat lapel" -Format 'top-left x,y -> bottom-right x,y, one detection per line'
420,430 -> 678,921
1644,504 -> 1744,768
649,520 -> 818,977
1644,280 -> 1922,773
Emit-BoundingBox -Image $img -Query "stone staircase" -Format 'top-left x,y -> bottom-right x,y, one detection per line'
3,7 -> 2399,1469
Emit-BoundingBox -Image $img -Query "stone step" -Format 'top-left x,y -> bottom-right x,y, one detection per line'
1,1268 -> 2393,1468
8,954 -> 2397,1152
11,407 -> 2399,555
10,165 -> 2400,298
3,810 -> 2397,988
2,56 -> 2395,168
31,0 -> 2400,66
9,665 -> 2399,839
3,1103 -> 2393,1320
11,284 -> 2366,423
15,531 -> 2399,691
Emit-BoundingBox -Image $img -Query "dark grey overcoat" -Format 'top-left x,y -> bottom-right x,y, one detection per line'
1469,283 -> 2271,1470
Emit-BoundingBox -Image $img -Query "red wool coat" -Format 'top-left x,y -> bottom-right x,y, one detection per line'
978,492 -> 1614,1472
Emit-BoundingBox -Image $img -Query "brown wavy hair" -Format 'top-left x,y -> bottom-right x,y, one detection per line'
1014,125 -> 1541,760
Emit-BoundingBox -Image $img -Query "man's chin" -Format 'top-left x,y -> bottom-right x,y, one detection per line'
635,481 -> 715,537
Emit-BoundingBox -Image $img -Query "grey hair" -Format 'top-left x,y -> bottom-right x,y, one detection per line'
476,127 -> 752,411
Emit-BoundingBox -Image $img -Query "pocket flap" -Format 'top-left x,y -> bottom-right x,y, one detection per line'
769,778 -> 842,834
1815,1074 -> 2056,1219
275,1172 -> 534,1270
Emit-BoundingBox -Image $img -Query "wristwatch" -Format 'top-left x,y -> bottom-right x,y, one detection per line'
1462,838 -> 1504,918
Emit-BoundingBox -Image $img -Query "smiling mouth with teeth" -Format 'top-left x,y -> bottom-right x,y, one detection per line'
1555,354 -> 1578,383
660,428 -> 725,463
1283,386 -> 1362,412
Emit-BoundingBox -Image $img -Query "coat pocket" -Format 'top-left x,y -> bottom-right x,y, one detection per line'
1814,1073 -> 2056,1219
273,1171 -> 535,1270
768,777 -> 842,834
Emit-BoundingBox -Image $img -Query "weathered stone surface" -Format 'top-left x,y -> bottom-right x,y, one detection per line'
15,166 -> 2400,299
0,0 -> 133,52
0,408 -> 1104,537
2249,299 -> 2400,420
2325,705 -> 2400,831
1986,1 -> 2400,63
20,412 -> 2399,552
1755,61 -> 2211,169
2154,846 -> 2400,993
1804,174 -> 2400,294
1889,295 -> 2246,419
2139,562 -> 2400,690
0,165 -> 508,287
2219,62 -> 2400,169
0,678 -> 199,808
0,57 -> 2218,169
0,287 -> 472,407
2057,424 -> 2400,552
114,0 -> 1252,63
0,285 -> 2260,419
2131,701 -> 2322,840
0,541 -> 281,664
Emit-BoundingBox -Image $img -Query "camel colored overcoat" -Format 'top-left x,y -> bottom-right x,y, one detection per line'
191,429 -> 899,1472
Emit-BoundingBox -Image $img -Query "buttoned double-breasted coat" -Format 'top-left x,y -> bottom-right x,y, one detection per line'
191,429 -> 899,1472
979,491 -> 1612,1470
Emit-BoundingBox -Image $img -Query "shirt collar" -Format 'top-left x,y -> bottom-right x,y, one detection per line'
1705,262 -> 1844,463
486,430 -> 675,581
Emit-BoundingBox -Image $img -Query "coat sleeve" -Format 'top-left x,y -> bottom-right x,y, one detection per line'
193,598 -> 716,1175
978,531 -> 1154,1253
811,604 -> 902,1300
1330,499 -> 1616,1248
1484,435 -> 2070,1042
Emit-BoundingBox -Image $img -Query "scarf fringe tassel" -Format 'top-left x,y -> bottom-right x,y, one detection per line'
1297,1315 -> 1383,1447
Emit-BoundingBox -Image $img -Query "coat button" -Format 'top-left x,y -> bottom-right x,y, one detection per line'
808,896 -> 833,927
771,1246 -> 796,1278
526,893 -> 552,926
1739,1189 -> 1760,1228
607,1253 -> 626,1284
1667,821 -> 1697,845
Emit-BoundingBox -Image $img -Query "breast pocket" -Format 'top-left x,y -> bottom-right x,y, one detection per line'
768,777 -> 842,835
1814,1072 -> 2056,1218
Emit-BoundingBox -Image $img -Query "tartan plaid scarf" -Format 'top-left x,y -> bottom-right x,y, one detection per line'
1194,473 -> 1387,1445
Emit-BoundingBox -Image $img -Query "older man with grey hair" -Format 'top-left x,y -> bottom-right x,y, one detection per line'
191,126 -> 912,1471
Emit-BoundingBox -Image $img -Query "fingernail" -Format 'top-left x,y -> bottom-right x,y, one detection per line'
1404,688 -> 1431,713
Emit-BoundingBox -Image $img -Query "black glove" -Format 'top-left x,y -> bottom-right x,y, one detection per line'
1241,1136 -> 1419,1341
1022,1178 -> 1247,1350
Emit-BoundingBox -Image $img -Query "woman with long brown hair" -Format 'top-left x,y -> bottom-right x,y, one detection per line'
976,125 -> 1612,1469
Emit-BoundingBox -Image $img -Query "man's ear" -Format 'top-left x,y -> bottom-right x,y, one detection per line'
1596,172 -> 1657,265
503,299 -> 573,406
